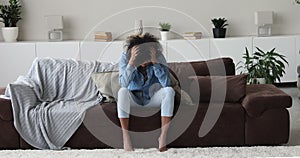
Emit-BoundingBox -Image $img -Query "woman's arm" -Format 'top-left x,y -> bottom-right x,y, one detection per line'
151,48 -> 171,87
119,52 -> 135,87
152,63 -> 171,87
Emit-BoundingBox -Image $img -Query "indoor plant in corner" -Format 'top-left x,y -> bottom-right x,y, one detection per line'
211,17 -> 228,38
159,22 -> 171,41
0,0 -> 22,42
241,47 -> 288,84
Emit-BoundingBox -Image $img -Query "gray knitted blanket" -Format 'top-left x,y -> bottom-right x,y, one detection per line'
5,58 -> 109,149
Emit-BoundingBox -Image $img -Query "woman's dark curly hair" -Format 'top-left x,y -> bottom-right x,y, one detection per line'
124,33 -> 163,63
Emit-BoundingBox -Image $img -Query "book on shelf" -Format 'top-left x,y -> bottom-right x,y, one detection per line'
94,32 -> 112,42
183,36 -> 201,40
95,39 -> 112,42
183,32 -> 202,36
182,32 -> 202,40
95,35 -> 111,39
95,31 -> 112,36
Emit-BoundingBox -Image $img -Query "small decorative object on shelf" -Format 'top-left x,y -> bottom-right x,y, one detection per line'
46,15 -> 64,41
134,20 -> 143,35
159,22 -> 171,41
254,11 -> 273,37
211,17 -> 228,38
239,47 -> 288,84
0,0 -> 22,42
183,32 -> 202,40
94,32 -> 112,42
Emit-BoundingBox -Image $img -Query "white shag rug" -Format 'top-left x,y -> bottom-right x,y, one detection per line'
1,146 -> 300,158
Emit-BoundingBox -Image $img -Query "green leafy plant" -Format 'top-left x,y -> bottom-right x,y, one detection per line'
0,0 -> 22,27
211,18 -> 228,28
159,22 -> 171,31
241,47 -> 288,84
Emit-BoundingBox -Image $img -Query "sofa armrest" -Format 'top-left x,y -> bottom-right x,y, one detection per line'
0,98 -> 13,121
242,84 -> 292,118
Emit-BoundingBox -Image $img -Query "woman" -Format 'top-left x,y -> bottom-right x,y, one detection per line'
117,33 -> 175,152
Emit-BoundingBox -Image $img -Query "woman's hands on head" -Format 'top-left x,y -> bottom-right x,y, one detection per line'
128,45 -> 158,67
128,46 -> 139,66
150,47 -> 157,64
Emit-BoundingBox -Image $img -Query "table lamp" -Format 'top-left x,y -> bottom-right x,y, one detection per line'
46,15 -> 64,41
254,11 -> 273,37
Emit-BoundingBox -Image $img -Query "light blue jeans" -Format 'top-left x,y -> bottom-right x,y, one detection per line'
117,87 -> 175,118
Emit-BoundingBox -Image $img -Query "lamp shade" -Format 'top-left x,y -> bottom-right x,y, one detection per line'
254,11 -> 273,25
46,15 -> 63,30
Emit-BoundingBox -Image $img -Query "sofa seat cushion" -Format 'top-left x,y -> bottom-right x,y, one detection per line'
188,75 -> 247,103
78,102 -> 245,148
242,84 -> 292,118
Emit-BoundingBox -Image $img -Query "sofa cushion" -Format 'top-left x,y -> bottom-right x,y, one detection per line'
91,71 -> 120,103
169,72 -> 194,106
188,74 -> 247,103
190,58 -> 235,76
242,84 -> 292,117
167,58 -> 235,92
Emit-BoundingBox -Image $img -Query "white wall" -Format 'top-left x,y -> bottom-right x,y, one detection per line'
1,0 -> 300,41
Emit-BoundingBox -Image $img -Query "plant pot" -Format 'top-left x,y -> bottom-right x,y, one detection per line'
256,78 -> 266,84
2,27 -> 19,42
160,31 -> 169,41
213,28 -> 226,38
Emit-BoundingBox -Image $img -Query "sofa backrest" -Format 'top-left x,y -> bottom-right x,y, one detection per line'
0,88 -> 5,95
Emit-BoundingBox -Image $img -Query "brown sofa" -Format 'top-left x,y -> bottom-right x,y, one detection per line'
0,58 -> 292,149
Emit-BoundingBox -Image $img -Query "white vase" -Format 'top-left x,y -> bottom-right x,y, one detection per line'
160,31 -> 169,41
134,20 -> 143,35
2,27 -> 19,42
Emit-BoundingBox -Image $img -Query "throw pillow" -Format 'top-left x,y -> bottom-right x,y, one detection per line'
91,71 -> 121,103
169,72 -> 195,106
188,74 -> 247,103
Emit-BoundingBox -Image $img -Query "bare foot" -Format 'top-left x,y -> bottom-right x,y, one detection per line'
124,144 -> 134,151
123,137 -> 134,151
158,136 -> 168,152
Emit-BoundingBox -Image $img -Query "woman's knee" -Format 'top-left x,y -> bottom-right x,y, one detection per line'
163,87 -> 175,97
117,87 -> 130,107
118,87 -> 130,96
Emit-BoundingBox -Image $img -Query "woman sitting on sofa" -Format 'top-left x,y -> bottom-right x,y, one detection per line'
118,33 -> 175,152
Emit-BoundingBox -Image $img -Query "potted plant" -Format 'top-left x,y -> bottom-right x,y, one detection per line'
159,22 -> 171,41
0,0 -> 22,42
241,47 -> 288,84
211,17 -> 228,38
